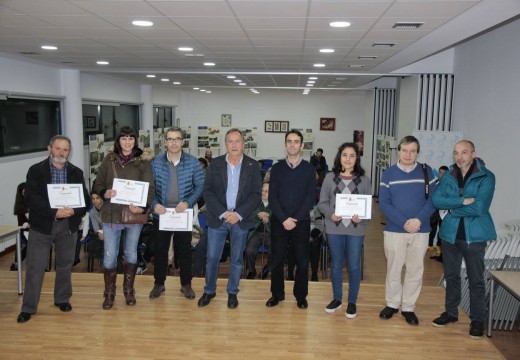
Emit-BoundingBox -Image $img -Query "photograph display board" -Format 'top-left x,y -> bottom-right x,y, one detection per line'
88,134 -> 105,190
413,131 -> 463,173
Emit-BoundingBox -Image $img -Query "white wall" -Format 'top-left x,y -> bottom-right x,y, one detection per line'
177,89 -> 370,168
452,19 -> 520,225
396,76 -> 420,141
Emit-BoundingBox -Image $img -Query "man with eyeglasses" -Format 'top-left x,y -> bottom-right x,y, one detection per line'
198,128 -> 262,309
149,127 -> 205,300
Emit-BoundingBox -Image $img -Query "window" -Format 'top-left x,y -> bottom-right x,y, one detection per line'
0,97 -> 61,156
82,104 -> 140,144
154,106 -> 175,129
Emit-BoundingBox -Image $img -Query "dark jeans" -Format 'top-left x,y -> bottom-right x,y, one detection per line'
442,238 -> 487,322
153,219 -> 193,287
270,218 -> 310,299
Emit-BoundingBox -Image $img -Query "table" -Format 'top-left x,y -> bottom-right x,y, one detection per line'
488,270 -> 520,337
0,226 -> 23,294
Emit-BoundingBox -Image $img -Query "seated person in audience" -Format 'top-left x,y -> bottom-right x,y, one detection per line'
310,148 -> 328,186
245,183 -> 272,279
11,182 -> 30,271
86,191 -> 105,267
73,212 -> 90,266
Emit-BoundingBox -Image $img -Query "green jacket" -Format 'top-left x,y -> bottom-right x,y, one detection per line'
248,200 -> 271,239
432,159 -> 496,244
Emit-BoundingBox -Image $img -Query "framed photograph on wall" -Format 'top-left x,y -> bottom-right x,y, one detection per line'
265,121 -> 273,132
320,117 -> 336,131
221,114 -> 232,127
280,121 -> 289,132
273,121 -> 280,132
83,116 -> 98,131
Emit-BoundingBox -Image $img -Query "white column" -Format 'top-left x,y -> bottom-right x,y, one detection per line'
140,84 -> 153,130
61,69 -> 84,170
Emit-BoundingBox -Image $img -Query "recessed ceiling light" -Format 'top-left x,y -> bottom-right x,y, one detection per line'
146,74 -> 156,78
233,79 -> 241,83
358,55 -> 378,60
319,48 -> 335,53
193,87 -> 199,90
336,77 -> 346,80
392,22 -> 424,29
372,43 -> 395,48
308,77 -> 318,80
178,47 -> 193,52
96,61 -> 109,65
306,84 -> 314,87
173,81 -> 181,85
227,75 -> 236,79
206,91 -> 212,94
203,62 -> 215,66
313,63 -> 326,68
200,89 -> 206,92
132,20 -> 154,27
239,83 -> 246,86
41,45 -> 57,50
329,21 -> 351,28
307,80 -> 315,84
161,78 -> 169,82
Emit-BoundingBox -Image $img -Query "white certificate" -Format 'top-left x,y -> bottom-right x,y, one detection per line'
111,178 -> 149,207
159,208 -> 193,232
47,184 -> 86,209
335,194 -> 372,219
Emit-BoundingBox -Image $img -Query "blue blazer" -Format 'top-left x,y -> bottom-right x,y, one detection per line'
203,154 -> 262,230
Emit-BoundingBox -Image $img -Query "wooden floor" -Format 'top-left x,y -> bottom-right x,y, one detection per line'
0,201 -> 517,359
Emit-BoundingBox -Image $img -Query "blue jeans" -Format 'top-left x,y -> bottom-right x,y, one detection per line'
327,233 -> 364,304
442,238 -> 487,322
204,222 -> 248,295
102,223 -> 143,269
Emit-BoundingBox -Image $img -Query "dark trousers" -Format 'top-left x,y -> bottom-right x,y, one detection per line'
244,229 -> 271,273
442,238 -> 487,322
270,218 -> 310,299
22,220 -> 76,313
152,219 -> 193,287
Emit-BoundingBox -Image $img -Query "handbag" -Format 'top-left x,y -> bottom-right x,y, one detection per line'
121,206 -> 150,224
111,161 -> 150,224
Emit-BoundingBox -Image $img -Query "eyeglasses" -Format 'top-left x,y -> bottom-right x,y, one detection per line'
166,137 -> 183,144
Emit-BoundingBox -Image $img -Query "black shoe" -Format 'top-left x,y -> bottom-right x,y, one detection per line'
379,306 -> 398,319
432,312 -> 458,327
260,265 -> 269,280
54,302 -> 72,312
296,297 -> 308,309
469,320 -> 484,339
311,273 -> 319,282
401,311 -> 419,325
227,294 -> 238,309
73,258 -> 81,266
246,271 -> 256,279
197,292 -> 216,307
346,303 -> 357,319
10,263 -> 17,271
325,299 -> 342,314
17,312 -> 32,323
266,295 -> 285,307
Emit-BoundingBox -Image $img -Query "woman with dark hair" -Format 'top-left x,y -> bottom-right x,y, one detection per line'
94,126 -> 154,310
317,142 -> 372,318
11,182 -> 30,271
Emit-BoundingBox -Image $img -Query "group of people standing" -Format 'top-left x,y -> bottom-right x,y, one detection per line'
16,128 -> 496,341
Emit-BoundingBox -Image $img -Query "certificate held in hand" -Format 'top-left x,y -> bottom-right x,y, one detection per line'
111,178 -> 149,207
159,209 -> 193,231
47,184 -> 86,209
335,194 -> 372,219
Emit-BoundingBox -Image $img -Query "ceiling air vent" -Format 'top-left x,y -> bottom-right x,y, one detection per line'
358,55 -> 378,60
372,43 -> 395,48
19,51 -> 40,55
392,22 -> 424,29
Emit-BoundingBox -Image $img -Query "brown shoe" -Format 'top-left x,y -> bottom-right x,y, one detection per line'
102,268 -> 117,310
123,263 -> 137,306
181,284 -> 196,299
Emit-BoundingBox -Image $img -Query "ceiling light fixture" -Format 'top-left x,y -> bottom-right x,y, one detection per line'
173,81 -> 181,85
193,87 -> 199,90
132,20 -> 154,27
146,74 -> 156,78
178,47 -> 193,52
185,53 -> 204,57
329,21 -> 351,28
96,61 -> 109,65
227,75 -> 236,79
308,77 -> 318,80
233,79 -> 241,83
313,63 -> 326,68
392,22 -> 424,29
161,78 -> 169,82
203,62 -> 215,66
239,83 -> 246,86
358,55 -> 378,59
349,64 -> 365,68
319,48 -> 335,53
206,91 -> 212,94
41,45 -> 58,50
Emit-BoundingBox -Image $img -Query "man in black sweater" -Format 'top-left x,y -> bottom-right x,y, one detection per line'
266,130 -> 317,309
